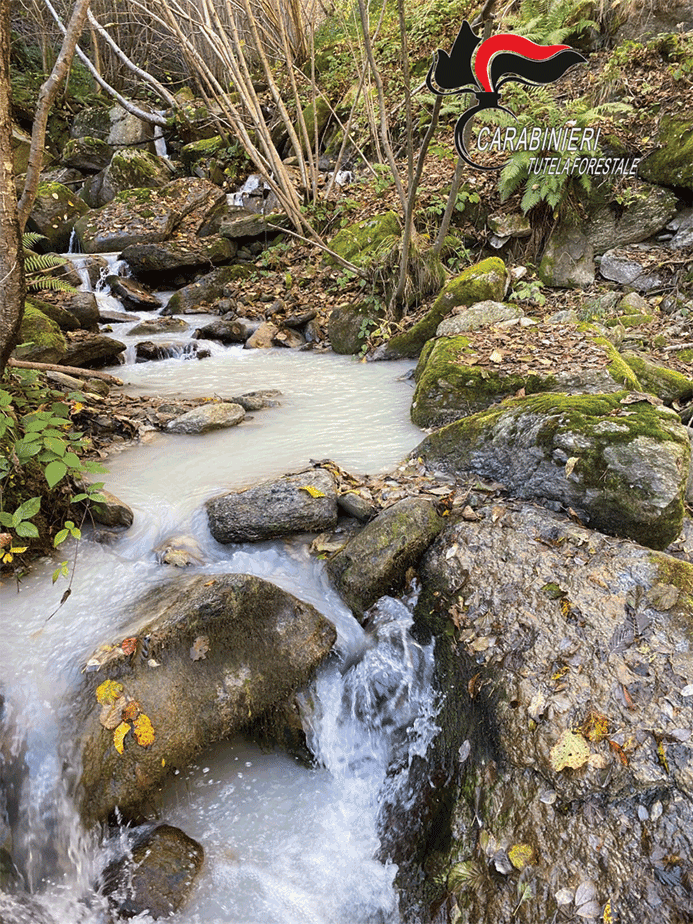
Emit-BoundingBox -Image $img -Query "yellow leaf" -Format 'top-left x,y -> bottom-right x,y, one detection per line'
603,899 -> 613,923
564,456 -> 579,478
299,485 -> 326,498
113,721 -> 130,755
96,679 -> 124,705
489,349 -> 503,364
549,730 -> 590,771
133,713 -> 155,747
582,710 -> 609,743
508,843 -> 536,870
123,700 -> 141,722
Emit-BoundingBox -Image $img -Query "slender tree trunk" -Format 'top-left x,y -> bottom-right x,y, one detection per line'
0,0 -> 25,377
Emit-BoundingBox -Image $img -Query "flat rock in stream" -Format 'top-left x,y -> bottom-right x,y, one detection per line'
74,573 -> 337,825
206,470 -> 338,543
403,502 -> 693,924
166,402 -> 245,434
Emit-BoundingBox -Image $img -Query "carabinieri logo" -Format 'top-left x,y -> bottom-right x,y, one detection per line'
426,21 -> 586,170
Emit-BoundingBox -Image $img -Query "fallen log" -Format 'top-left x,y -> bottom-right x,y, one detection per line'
7,358 -> 123,385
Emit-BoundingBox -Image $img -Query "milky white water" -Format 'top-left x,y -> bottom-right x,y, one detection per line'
0,257 -> 440,923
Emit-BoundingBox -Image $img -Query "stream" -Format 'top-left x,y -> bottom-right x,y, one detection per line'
0,259 -> 441,923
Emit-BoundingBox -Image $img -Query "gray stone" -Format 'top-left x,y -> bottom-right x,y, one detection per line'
71,103 -> 155,148
128,317 -> 189,337
74,193 -> 178,254
668,209 -> 693,250
91,489 -> 134,528
101,824 -> 203,920
160,263 -> 240,314
61,136 -> 113,172
539,225 -> 594,288
488,213 -> 531,239
206,469 -> 338,543
337,491 -> 377,522
106,275 -> 162,311
436,301 -> 523,336
62,292 -> 99,331
195,318 -> 260,344
220,207 -> 282,238
62,331 -> 126,368
414,391 -> 690,549
586,183 -> 678,255
328,302 -> 378,355
154,535 -> 205,567
327,496 -> 445,617
166,402 -> 245,434
27,182 -> 89,252
74,573 -> 336,824
245,321 -> 278,349
599,248 -> 665,291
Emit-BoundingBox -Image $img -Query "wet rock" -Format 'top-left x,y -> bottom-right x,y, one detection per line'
62,292 -> 100,331
62,331 -> 126,368
154,535 -> 205,567
128,317 -> 189,337
135,341 -> 204,362
0,893 -> 56,924
90,489 -> 134,528
327,496 -> 445,617
74,573 -> 336,824
379,258 -> 508,359
436,301 -> 523,336
206,469 -> 338,543
99,308 -> 140,324
100,823 -> 203,919
106,275 -> 162,312
166,402 -> 245,434
162,264 -> 241,315
328,301 -> 379,355
124,238 -> 236,278
337,490 -> 377,522
539,224 -> 595,288
414,391 -> 690,550
194,318 -> 260,344
230,389 -> 281,411
27,181 -> 89,252
273,327 -> 305,349
411,502 -> 693,924
245,321 -> 279,349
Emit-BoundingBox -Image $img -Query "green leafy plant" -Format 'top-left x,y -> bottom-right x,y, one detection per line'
22,233 -> 78,294
510,278 -> 546,307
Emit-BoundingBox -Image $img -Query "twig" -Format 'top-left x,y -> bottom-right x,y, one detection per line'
7,358 -> 123,384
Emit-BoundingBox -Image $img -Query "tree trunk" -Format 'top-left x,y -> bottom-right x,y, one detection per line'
0,0 -> 25,377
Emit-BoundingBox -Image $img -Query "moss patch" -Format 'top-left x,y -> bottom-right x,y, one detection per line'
621,351 -> 693,403
326,211 -> 401,268
639,116 -> 693,192
14,305 -> 67,364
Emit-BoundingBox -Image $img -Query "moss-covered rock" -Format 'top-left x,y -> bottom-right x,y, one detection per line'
14,305 -> 67,363
299,97 -> 332,150
414,391 -> 690,549
381,257 -> 508,359
61,136 -> 113,172
621,351 -> 693,404
327,496 -> 446,617
326,211 -> 400,268
100,149 -> 172,204
180,135 -> 226,173
74,188 -> 178,253
639,116 -> 693,193
328,301 -> 382,354
26,296 -> 80,332
411,324 -> 641,429
27,181 -> 90,252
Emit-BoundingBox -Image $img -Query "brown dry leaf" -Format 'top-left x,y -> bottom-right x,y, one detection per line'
564,456 -> 580,478
120,637 -> 138,656
461,505 -> 481,521
123,700 -> 141,722
99,695 -> 128,730
190,635 -> 210,661
113,721 -> 131,755
608,739 -> 629,766
549,730 -> 590,771
133,713 -> 155,747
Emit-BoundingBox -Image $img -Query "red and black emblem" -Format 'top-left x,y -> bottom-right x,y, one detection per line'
426,21 -> 586,170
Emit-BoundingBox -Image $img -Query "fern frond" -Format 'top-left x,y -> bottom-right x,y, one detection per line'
22,231 -> 48,250
24,252 -> 68,274
26,277 -> 79,293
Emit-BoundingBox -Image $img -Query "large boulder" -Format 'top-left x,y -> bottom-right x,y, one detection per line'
206,469 -> 338,543
71,103 -> 155,148
407,502 -> 693,924
639,116 -> 693,194
99,149 -> 173,204
163,264 -> 241,314
328,301 -> 382,355
414,391 -> 690,550
74,188 -> 178,253
411,323 -> 639,429
100,824 -> 203,919
74,573 -> 337,825
166,402 -> 245,434
13,306 -> 67,364
585,182 -> 678,255
327,497 -> 445,617
62,331 -> 126,368
539,224 -> 594,288
105,275 -> 162,311
379,258 -> 508,359
26,181 -> 89,252
61,136 -> 113,172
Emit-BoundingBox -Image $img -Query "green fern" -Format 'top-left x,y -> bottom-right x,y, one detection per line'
511,0 -> 598,44
22,234 -> 78,295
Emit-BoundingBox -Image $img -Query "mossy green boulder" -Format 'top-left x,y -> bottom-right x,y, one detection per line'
180,135 -> 226,172
639,116 -> 693,193
328,301 -> 382,354
101,149 -> 171,203
621,351 -> 693,404
380,257 -> 508,359
326,211 -> 400,268
61,136 -> 113,172
28,181 -> 90,252
411,323 -> 641,429
414,391 -> 690,550
14,305 -> 67,364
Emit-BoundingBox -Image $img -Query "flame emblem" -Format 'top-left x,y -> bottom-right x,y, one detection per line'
426,21 -> 586,170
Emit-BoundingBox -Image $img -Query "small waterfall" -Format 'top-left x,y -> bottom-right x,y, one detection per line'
153,112 -> 169,160
67,230 -> 81,254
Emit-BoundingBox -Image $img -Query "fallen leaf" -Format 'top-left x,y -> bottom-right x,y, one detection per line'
508,843 -> 536,870
603,899 -> 613,923
113,721 -> 130,755
123,700 -> 141,721
190,635 -> 210,661
565,456 -> 580,478
120,637 -> 138,656
608,739 -> 629,766
489,349 -> 503,363
582,711 -> 609,743
99,695 -> 127,730
96,679 -> 124,706
299,485 -> 326,498
549,730 -> 590,771
133,713 -> 155,747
